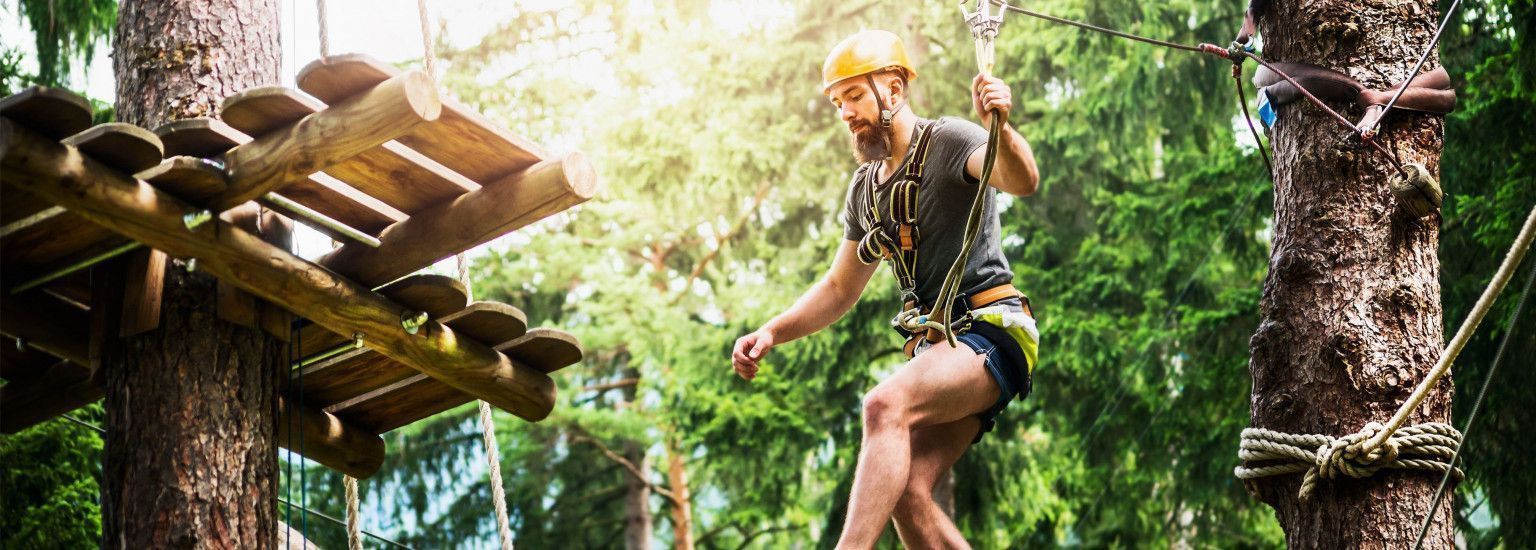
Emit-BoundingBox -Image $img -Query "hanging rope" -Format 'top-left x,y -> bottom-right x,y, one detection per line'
1235,201 -> 1536,497
416,0 -> 438,82
345,476 -> 363,550
316,0 -> 329,58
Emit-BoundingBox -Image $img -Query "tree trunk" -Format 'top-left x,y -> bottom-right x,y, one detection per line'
665,437 -> 694,550
102,1 -> 282,547
622,440 -> 654,550
1248,0 -> 1452,548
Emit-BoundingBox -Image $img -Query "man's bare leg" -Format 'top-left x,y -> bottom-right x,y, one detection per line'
892,418 -> 980,549
835,343 -> 999,549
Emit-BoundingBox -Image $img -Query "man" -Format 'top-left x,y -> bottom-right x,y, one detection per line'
729,30 -> 1041,548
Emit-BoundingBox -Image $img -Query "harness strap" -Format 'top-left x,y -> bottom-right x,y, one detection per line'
856,121 -> 936,293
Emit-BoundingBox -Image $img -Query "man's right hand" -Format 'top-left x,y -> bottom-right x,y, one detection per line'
731,330 -> 776,381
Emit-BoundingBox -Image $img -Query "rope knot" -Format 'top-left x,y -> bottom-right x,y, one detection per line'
1236,422 -> 1463,500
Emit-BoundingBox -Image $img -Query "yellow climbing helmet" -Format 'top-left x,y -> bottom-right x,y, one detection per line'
821,30 -> 918,93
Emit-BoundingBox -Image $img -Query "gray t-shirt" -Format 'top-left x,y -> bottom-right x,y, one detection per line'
841,116 -> 1015,309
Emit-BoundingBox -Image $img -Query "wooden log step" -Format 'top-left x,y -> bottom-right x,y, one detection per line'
6,104 -> 556,422
295,273 -> 471,357
328,328 -> 583,432
297,54 -> 548,183
0,276 -> 92,367
0,361 -> 101,434
299,302 -> 530,410
221,85 -> 475,214
63,123 -> 165,175
318,153 -> 597,288
153,118 -> 248,158
212,69 -> 441,214
0,86 -> 93,140
141,156 -> 229,203
276,395 -> 386,478
219,86 -> 325,137
0,345 -> 63,385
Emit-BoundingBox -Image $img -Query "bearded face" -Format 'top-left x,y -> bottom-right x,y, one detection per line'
850,117 -> 895,163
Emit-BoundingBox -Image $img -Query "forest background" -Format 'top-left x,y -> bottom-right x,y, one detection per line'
2,0 -> 1533,547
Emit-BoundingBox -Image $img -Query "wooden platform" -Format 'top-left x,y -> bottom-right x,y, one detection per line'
0,58 -> 596,477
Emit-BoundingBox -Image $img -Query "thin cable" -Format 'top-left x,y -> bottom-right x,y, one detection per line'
277,496 -> 414,549
1373,0 -> 1464,135
60,413 -> 105,434
297,319 -> 308,539
1239,51 -> 1405,172
989,0 -> 1202,53
1412,255 -> 1535,550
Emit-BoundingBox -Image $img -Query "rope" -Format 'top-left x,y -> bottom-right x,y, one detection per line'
278,496 -> 413,549
1413,254 -> 1536,550
1235,201 -> 1536,498
1235,421 -> 1463,499
478,401 -> 515,550
316,0 -> 329,58
345,476 -> 363,550
416,0 -> 438,82
1232,66 -> 1273,177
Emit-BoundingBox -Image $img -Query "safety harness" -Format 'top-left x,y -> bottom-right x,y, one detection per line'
853,121 -> 1036,362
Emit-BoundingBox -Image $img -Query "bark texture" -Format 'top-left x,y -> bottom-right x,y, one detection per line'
103,1 -> 282,547
1248,0 -> 1453,548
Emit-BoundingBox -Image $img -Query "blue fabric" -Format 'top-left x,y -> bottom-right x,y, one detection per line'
955,328 -> 1032,443
1257,88 -> 1277,128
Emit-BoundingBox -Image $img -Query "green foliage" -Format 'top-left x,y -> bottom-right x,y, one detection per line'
11,0 -> 116,87
0,405 -> 104,548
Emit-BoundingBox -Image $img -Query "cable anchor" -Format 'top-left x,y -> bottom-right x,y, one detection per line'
962,0 -> 1006,76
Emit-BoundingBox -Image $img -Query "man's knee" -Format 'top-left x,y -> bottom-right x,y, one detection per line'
861,386 -> 908,432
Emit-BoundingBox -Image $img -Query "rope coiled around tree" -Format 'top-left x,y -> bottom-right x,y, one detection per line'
1235,421 -> 1463,499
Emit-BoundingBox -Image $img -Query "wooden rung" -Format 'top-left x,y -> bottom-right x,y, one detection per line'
212,70 -> 440,214
269,173 -> 404,238
294,273 -> 470,357
1,346 -> 62,385
329,329 -> 582,432
0,212 -> 123,276
153,118 -> 250,158
323,140 -> 478,215
62,123 -> 165,175
277,395 -> 386,478
0,188 -> 55,226
219,86 -> 325,137
0,86 -> 92,140
318,153 -> 597,288
0,277 -> 92,367
0,361 -> 101,434
297,54 -> 547,183
496,328 -> 584,373
141,156 -> 230,203
440,301 -> 528,345
44,271 -> 92,306
300,300 -> 536,411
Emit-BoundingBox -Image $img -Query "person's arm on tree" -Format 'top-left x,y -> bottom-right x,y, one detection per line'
731,239 -> 878,380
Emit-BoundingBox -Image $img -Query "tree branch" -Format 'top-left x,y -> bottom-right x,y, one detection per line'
577,378 -> 639,394
568,432 -> 681,506
670,179 -> 775,304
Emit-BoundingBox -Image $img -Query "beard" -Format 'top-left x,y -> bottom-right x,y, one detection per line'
849,119 -> 894,163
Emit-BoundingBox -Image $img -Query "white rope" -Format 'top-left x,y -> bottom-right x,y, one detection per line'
344,476 -> 362,550
316,0 -> 329,58
416,0 -> 438,82
479,400 -> 515,550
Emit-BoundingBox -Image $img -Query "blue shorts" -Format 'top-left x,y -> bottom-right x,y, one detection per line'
916,323 -> 1033,443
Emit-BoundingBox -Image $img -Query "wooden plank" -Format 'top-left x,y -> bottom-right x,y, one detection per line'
118,247 -> 167,337
322,140 -> 478,215
439,301 -> 527,345
266,173 -> 404,238
297,54 -> 548,182
153,118 -> 249,158
332,329 -> 584,432
0,361 -> 100,434
0,188 -> 55,226
0,290 -> 89,366
0,86 -> 93,140
217,204 -> 265,329
3,118 -> 556,421
211,70 -> 441,214
276,395 -> 386,478
294,273 -> 469,358
63,123 -> 164,174
257,209 -> 296,340
318,153 -> 597,288
1,345 -> 61,384
141,156 -> 229,203
219,86 -> 325,137
1,226 -> 129,287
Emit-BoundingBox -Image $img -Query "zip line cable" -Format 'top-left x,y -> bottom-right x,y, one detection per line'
1372,0 -> 1465,137
277,496 -> 415,549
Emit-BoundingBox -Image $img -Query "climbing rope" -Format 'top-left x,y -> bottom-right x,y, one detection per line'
1235,201 -> 1536,498
316,0 -> 329,58
345,476 -> 363,550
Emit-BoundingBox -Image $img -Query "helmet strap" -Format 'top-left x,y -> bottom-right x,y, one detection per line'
866,73 -> 906,128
